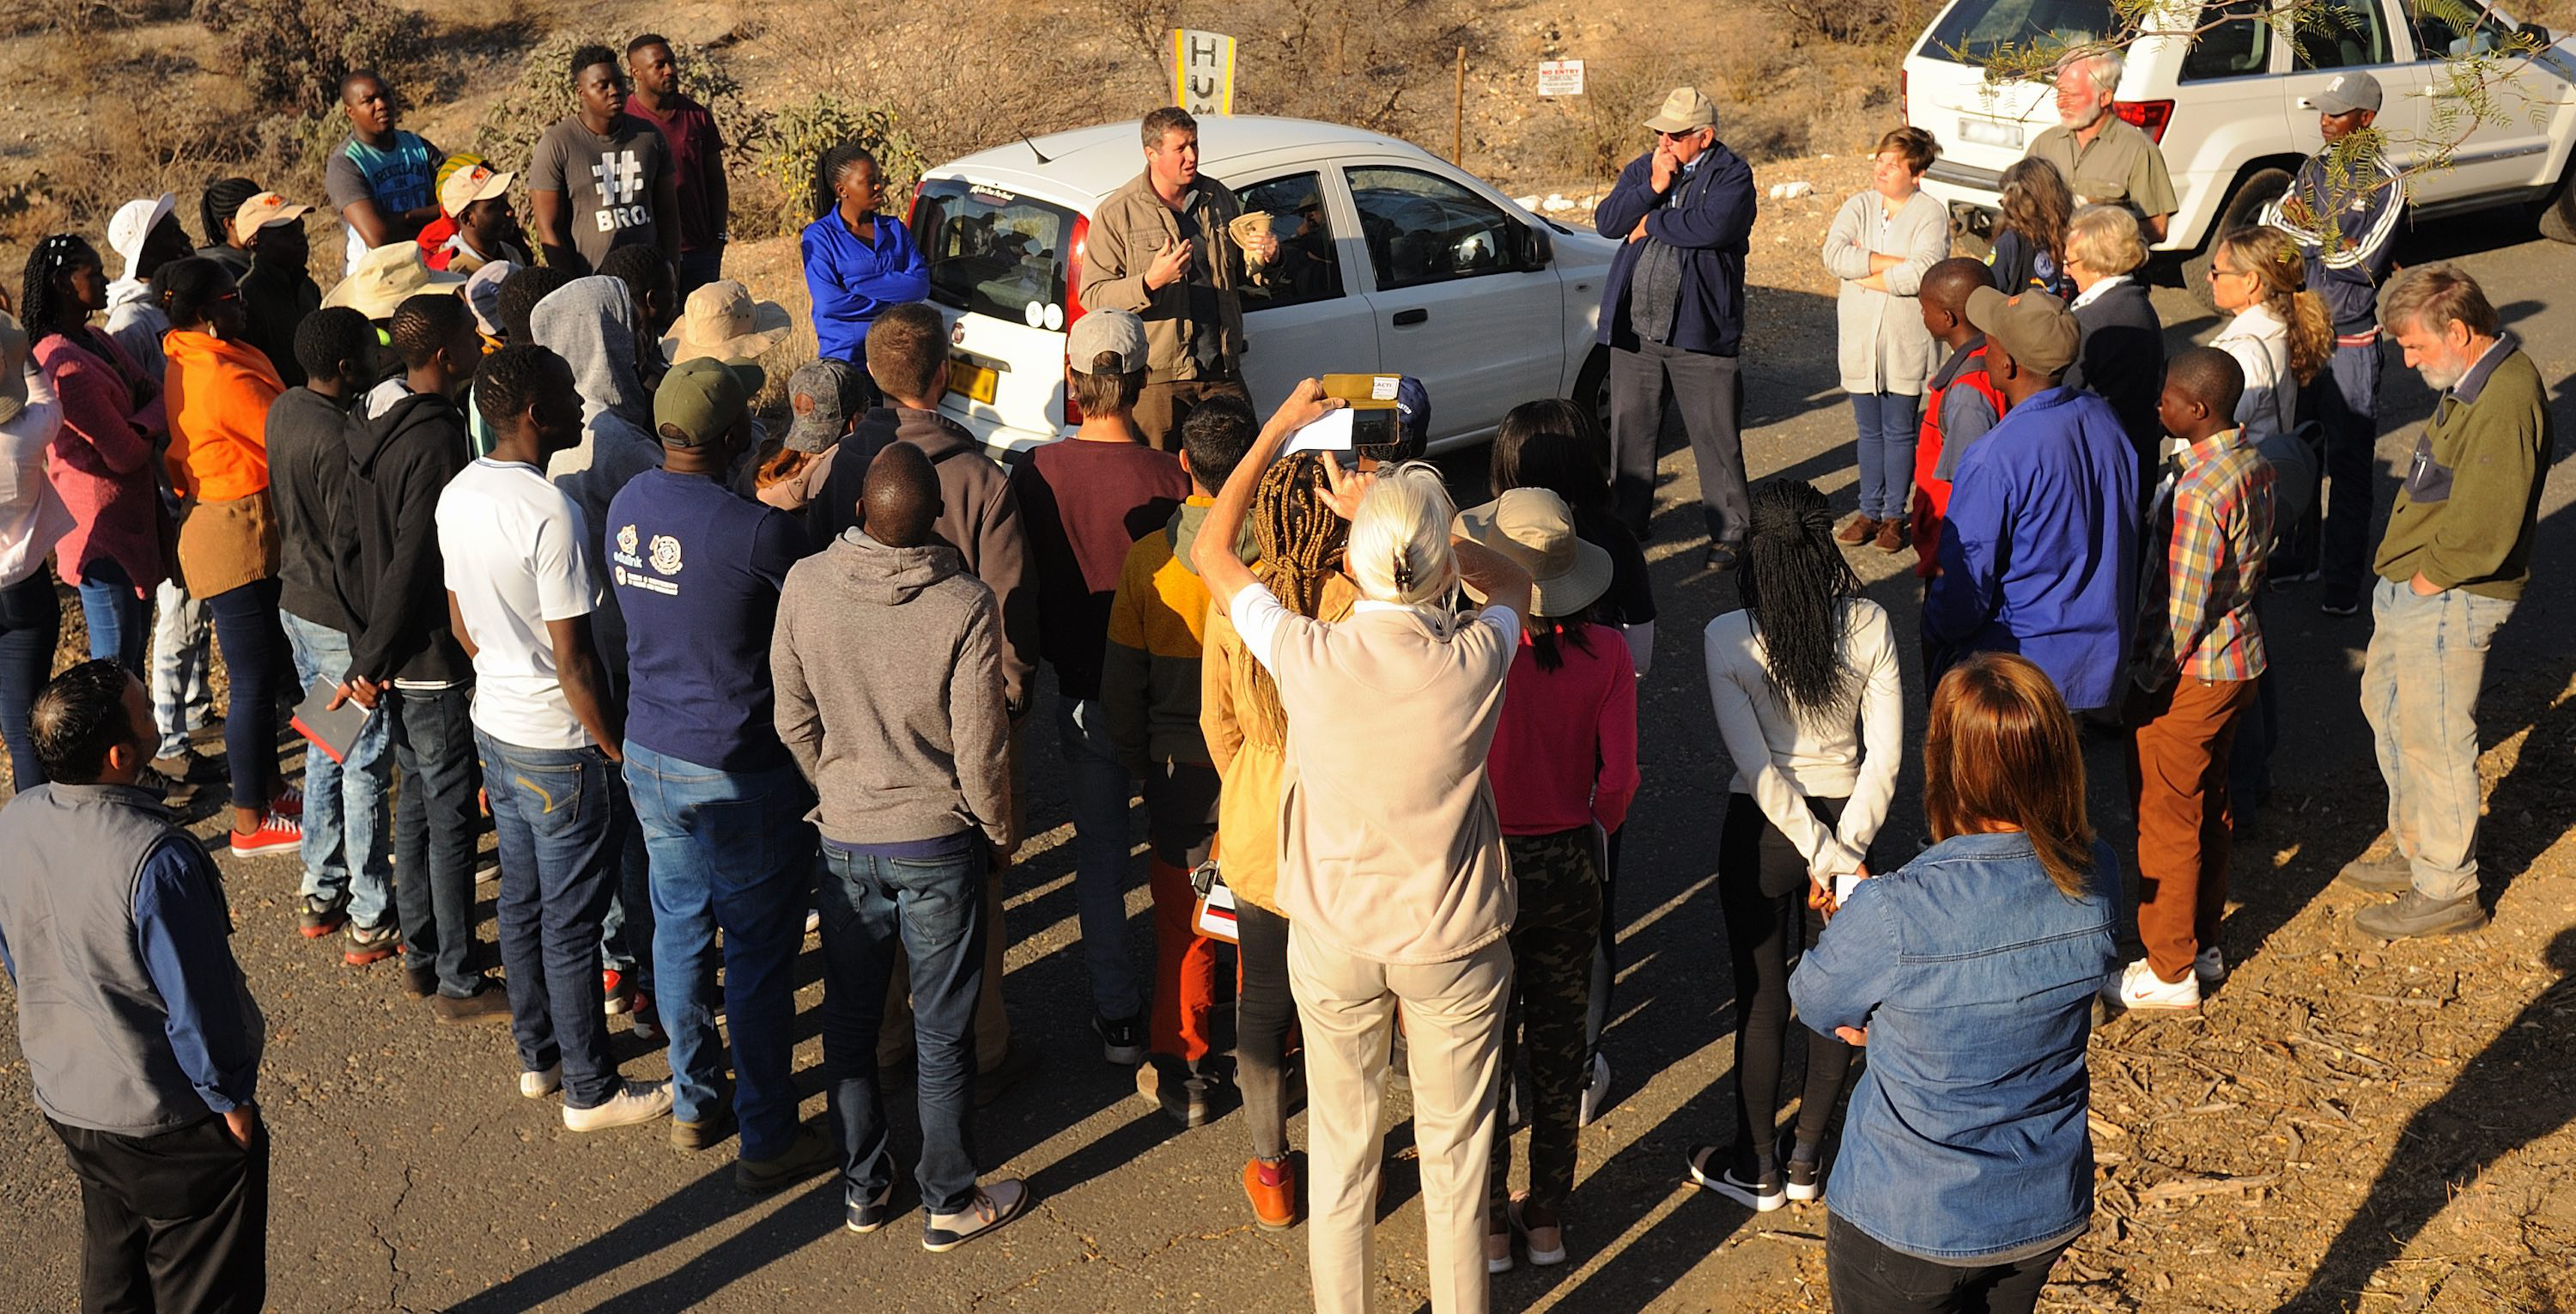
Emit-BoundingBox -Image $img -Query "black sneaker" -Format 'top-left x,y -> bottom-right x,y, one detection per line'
2319,586 -> 2361,617
1094,1013 -> 1145,1067
846,1178 -> 899,1234
299,893 -> 349,939
1779,1134 -> 1823,1203
1686,1145 -> 1783,1211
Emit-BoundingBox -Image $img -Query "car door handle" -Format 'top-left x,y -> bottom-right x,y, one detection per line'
1393,308 -> 1430,326
2294,97 -> 2315,108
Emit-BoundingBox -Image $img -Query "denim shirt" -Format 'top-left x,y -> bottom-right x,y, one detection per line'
1789,831 -> 2121,1262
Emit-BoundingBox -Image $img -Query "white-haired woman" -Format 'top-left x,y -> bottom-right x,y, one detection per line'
2061,204 -> 2166,504
1194,380 -> 1534,1314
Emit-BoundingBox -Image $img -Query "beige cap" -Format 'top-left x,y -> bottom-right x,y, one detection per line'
1452,487 -> 1615,617
233,192 -> 315,233
323,242 -> 468,320
438,164 -> 513,220
1642,86 -> 1717,134
662,279 -> 793,364
1965,285 -> 2081,377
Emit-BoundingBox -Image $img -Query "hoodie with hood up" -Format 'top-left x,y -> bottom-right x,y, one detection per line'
339,387 -> 472,686
532,275 -> 662,675
772,529 -> 1013,853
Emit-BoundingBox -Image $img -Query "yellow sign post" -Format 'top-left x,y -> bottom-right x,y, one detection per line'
1171,29 -> 1237,115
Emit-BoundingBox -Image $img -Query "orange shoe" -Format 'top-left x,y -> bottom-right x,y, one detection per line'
1243,1157 -> 1296,1231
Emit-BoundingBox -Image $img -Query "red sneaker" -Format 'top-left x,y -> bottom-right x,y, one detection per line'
270,785 -> 304,819
604,969 -> 634,1016
228,812 -> 303,858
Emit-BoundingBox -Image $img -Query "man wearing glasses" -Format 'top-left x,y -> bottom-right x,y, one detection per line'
1593,87 -> 1759,569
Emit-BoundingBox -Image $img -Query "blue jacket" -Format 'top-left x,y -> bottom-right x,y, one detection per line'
1923,386 -> 2140,711
2265,151 -> 2403,333
1593,145 -> 1757,356
1790,832 -> 2121,1262
802,211 -> 931,365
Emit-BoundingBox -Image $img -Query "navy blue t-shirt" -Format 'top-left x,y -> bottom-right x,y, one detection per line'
605,468 -> 804,770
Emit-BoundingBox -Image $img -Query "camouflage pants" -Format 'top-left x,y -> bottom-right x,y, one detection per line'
1489,826 -> 1602,1219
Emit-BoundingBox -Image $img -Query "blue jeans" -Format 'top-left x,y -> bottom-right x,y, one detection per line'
202,578 -> 286,810
478,733 -> 623,1108
819,843 -> 986,1214
623,743 -> 815,1156
77,558 -> 150,676
0,572 -> 59,788
279,613 -> 394,925
2360,579 -> 2514,903
1850,391 -> 1919,522
1054,697 -> 1144,1022
390,686 -> 483,996
150,577 -> 212,760
597,672 -> 655,1003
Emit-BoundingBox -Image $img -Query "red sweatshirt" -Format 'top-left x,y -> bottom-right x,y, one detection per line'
1485,621 -> 1639,836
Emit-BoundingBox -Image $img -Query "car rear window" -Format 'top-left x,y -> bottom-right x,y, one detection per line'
912,179 -> 1081,329
1917,0 -> 2118,64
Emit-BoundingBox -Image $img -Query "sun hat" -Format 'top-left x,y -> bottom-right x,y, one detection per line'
106,193 -> 179,279
322,242 -> 466,319
1452,486 -> 1615,617
662,279 -> 793,364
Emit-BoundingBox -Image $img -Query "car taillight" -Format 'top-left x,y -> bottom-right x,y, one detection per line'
905,181 -> 925,229
1060,214 -> 1091,428
2115,99 -> 2174,143
1901,69 -> 1909,123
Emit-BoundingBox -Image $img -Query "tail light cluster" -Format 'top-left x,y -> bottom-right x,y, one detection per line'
2115,99 -> 2176,143
1060,213 -> 1091,427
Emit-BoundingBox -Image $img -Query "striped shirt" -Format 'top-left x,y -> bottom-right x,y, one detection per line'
2139,428 -> 2273,685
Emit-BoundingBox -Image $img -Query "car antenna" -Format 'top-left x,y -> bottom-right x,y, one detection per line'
1018,129 -> 1054,166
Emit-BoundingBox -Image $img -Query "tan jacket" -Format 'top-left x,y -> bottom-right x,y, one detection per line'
1078,170 -> 1252,382
1201,574 -> 1358,915
1268,603 -> 1517,964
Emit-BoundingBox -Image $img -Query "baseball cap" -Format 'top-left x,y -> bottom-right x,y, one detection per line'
233,192 -> 315,233
439,164 -> 513,220
106,193 -> 179,277
1067,307 -> 1148,374
1642,87 -> 1717,134
1964,285 -> 2081,377
784,357 -> 867,453
653,356 -> 766,447
2314,71 -> 2383,117
463,260 -> 519,338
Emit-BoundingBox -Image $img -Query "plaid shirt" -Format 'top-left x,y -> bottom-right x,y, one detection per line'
2138,428 -> 2273,685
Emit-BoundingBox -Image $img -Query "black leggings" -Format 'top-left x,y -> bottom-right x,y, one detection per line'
1825,1214 -> 2067,1314
1718,792 -> 1858,1172
203,577 -> 285,812
1235,898 -> 1297,1163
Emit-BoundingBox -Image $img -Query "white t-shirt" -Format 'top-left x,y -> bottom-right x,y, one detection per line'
435,458 -> 600,750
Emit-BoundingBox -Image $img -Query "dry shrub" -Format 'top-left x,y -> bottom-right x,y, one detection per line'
0,0 -> 188,40
191,0 -> 428,119
2,79 -> 261,251
752,96 -> 925,236
475,32 -> 766,215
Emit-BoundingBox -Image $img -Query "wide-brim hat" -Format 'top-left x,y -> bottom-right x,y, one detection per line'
663,279 -> 793,364
1453,487 -> 1615,617
324,241 -> 467,320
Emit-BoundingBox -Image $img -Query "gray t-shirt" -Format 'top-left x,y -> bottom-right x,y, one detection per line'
528,115 -> 669,276
1628,161 -> 1712,346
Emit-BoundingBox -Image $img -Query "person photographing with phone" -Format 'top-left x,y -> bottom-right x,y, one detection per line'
1194,380 -> 1530,1314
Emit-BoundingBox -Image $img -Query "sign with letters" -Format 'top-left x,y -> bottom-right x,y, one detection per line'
1537,59 -> 1584,96
1172,29 -> 1238,115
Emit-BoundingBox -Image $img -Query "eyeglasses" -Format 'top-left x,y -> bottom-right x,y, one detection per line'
2207,265 -> 2246,280
1655,129 -> 1703,142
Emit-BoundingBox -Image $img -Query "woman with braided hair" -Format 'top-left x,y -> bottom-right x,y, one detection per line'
801,140 -> 927,370
1687,478 -> 1903,1213
27,234 -> 168,677
1201,447 -> 1358,1227
195,176 -> 266,279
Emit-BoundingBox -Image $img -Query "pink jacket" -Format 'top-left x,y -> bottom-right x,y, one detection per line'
37,329 -> 169,593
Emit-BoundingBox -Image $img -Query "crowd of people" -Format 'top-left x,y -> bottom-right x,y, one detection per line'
0,43 -> 2555,1314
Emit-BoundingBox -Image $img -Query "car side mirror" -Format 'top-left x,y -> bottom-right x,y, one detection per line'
1522,222 -> 1554,271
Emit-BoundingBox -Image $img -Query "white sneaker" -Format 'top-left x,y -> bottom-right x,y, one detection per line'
562,1080 -> 672,1131
1578,1052 -> 1612,1127
923,1177 -> 1030,1251
2105,958 -> 2200,1013
519,1063 -> 562,1098
2192,946 -> 2227,986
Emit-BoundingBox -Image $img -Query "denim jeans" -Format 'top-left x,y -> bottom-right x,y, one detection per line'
597,673 -> 655,1001
149,577 -> 212,759
1054,697 -> 1145,1022
389,685 -> 482,997
478,733 -> 623,1109
818,843 -> 986,1214
624,743 -> 815,1157
2360,579 -> 2514,903
202,578 -> 286,810
279,613 -> 394,926
1,572 -> 61,788
1850,391 -> 1920,522
77,558 -> 151,676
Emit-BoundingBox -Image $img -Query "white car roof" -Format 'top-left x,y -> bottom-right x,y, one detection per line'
927,115 -> 1423,207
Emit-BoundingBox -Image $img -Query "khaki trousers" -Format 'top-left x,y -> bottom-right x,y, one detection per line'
1291,928 -> 1511,1314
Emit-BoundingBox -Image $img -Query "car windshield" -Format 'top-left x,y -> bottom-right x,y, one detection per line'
912,179 -> 1079,328
1917,0 -> 2119,64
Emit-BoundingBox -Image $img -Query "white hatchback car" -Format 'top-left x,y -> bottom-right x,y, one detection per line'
908,116 -> 1621,457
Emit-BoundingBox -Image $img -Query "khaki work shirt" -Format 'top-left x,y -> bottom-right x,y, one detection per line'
2026,117 -> 2178,221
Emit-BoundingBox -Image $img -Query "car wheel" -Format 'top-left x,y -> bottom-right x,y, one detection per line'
2182,167 -> 2296,313
1574,346 -> 1612,438
2536,158 -> 2576,243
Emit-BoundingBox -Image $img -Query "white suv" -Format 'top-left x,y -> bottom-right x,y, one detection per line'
908,116 -> 1620,457
1904,0 -> 2576,293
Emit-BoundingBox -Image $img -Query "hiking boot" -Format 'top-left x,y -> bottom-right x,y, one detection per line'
2354,891 -> 2488,940
2337,854 -> 2415,895
922,1179 -> 1030,1252
299,893 -> 349,939
1510,1194 -> 1567,1267
563,1080 -> 673,1132
1094,1013 -> 1145,1067
228,811 -> 302,858
671,1106 -> 736,1153
1687,1145 -> 1783,1212
1243,1157 -> 1296,1231
1834,515 -> 1881,545
738,1125 -> 836,1193
1873,517 -> 1911,554
1578,1051 -> 1613,1127
519,1063 -> 562,1099
429,978 -> 512,1024
2105,958 -> 2200,1013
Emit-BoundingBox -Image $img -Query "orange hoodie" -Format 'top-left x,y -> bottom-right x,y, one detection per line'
163,330 -> 284,504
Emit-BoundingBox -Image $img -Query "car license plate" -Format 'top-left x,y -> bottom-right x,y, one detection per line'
1959,117 -> 2024,149
948,358 -> 998,405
